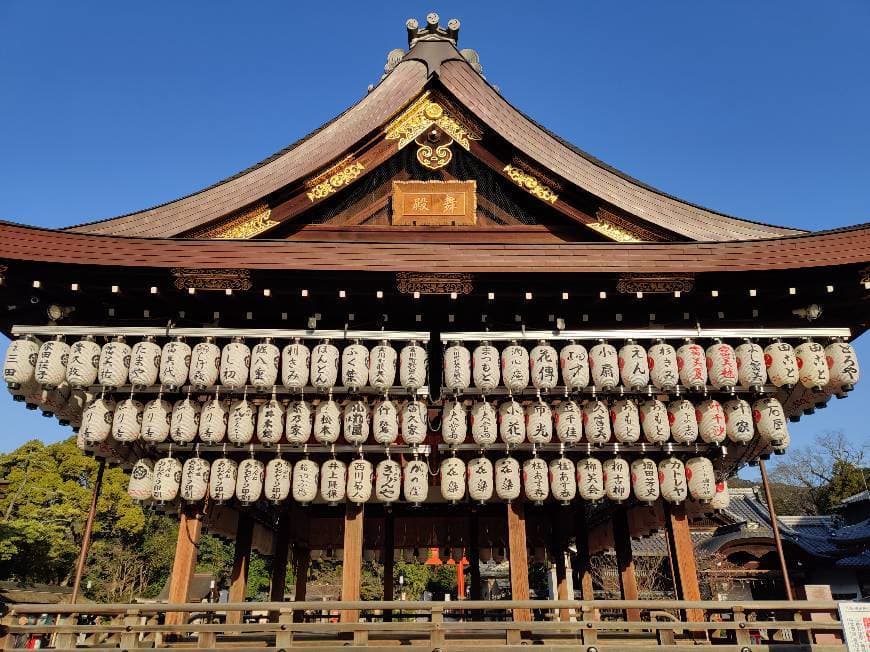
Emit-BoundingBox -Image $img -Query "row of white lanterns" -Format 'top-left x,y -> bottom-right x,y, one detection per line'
76,393 -> 790,452
442,338 -> 859,394
3,335 -> 429,393
128,453 -> 727,509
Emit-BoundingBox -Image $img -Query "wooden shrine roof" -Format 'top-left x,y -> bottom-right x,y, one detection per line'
58,22 -> 810,244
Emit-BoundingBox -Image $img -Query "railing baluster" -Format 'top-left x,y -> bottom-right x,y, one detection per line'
276,609 -> 294,649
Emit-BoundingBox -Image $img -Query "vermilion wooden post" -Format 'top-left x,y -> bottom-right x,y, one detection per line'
613,507 -> 642,621
166,506 -> 203,627
665,503 -> 704,623
507,502 -> 531,625
340,504 -> 364,624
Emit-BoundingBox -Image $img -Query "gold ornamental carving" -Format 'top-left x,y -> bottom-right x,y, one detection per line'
586,219 -> 642,243
396,272 -> 474,295
503,164 -> 559,204
305,157 -> 366,203
193,204 -> 277,239
172,268 -> 253,292
616,273 -> 695,294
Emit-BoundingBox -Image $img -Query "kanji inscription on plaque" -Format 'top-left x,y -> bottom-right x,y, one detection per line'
391,180 -> 477,225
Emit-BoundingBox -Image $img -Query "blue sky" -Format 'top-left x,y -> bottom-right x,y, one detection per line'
0,2 -> 868,463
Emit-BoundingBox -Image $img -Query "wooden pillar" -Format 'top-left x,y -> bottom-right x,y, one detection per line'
226,513 -> 254,625
340,504 -> 364,624
71,459 -> 105,604
292,546 -> 310,623
613,507 -> 641,621
270,516 -> 292,603
574,506 -> 594,601
165,506 -> 203,626
468,514 -> 482,601
383,512 -> 395,621
665,503 -> 703,622
554,550 -> 571,621
507,502 -> 531,624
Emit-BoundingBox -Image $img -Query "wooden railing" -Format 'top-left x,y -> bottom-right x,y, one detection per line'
0,599 -> 846,651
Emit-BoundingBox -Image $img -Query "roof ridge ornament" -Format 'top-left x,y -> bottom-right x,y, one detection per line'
406,13 -> 459,47
382,15 -> 483,80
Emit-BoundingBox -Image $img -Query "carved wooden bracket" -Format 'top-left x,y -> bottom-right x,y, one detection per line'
172,268 -> 253,292
616,273 -> 695,294
396,272 -> 474,295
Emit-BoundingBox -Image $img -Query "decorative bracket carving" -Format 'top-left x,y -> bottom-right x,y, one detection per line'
616,273 -> 695,294
191,204 -> 276,240
385,92 -> 481,164
396,272 -> 474,295
305,156 -> 366,203
503,164 -> 559,204
172,268 -> 253,292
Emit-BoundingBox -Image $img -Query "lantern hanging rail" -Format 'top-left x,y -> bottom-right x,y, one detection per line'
441,384 -> 783,398
439,327 -> 852,341
75,384 -> 431,398
9,325 -> 430,342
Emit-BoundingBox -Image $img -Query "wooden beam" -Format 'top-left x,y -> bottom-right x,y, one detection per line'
613,507 -> 642,621
226,513 -> 254,625
340,504 -> 365,624
507,502 -> 531,624
165,506 -> 202,626
665,503 -> 704,623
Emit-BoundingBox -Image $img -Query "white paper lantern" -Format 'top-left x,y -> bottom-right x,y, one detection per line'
552,401 -> 582,445
611,399 -> 640,444
442,400 -> 467,446
111,398 -> 143,442
220,338 -> 250,389
369,342 -> 397,391
170,397 -> 200,445
310,342 -> 340,390
401,400 -> 427,445
706,341 -> 738,390
523,457 -> 550,503
152,457 -> 182,502
264,457 -> 292,503
472,343 -> 500,392
764,341 -> 798,387
589,341 -> 619,391
399,342 -> 427,391
180,457 -> 210,502
658,457 -> 688,504
648,341 -> 679,390
530,342 -> 559,391
318,459 -> 345,504
582,400 -> 611,445
676,341 -> 707,390
159,337 -> 192,389
292,458 -> 320,504
375,459 -> 402,503
250,339 -> 280,390
710,480 -> 730,511
685,457 -> 716,502
525,401 -> 553,444
141,398 -> 172,443
735,341 -> 767,389
373,400 -> 399,445
188,338 -> 220,388
440,457 -> 466,502
236,458 -> 264,505
826,340 -> 860,391
284,400 -> 312,445
471,401 -> 498,447
495,457 -> 521,502
257,398 -> 284,445
347,458 -> 374,503
549,457 -> 576,504
343,400 -> 370,445
667,399 -> 699,444
128,338 -> 161,387
81,397 -> 115,443
198,398 -> 228,444
35,337 -> 70,387
341,342 -> 370,389
603,457 -> 630,503
723,399 -> 754,444
498,400 -> 525,445
618,341 -> 650,389
4,336 -> 39,389
281,340 -> 311,390
467,457 -> 494,504
98,337 -> 131,388
403,459 -> 429,504
577,457 -> 604,502
209,457 -> 238,504
631,458 -> 660,504
753,397 -> 789,448
444,343 -> 471,392
65,336 -> 100,388
559,343 -> 589,391
314,399 -> 341,444
501,343 -> 530,392
127,459 -> 154,501
795,341 -> 830,390
639,400 -> 669,444
696,400 -> 727,444
227,398 -> 255,446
